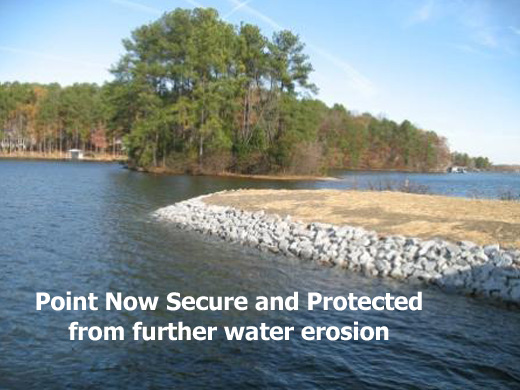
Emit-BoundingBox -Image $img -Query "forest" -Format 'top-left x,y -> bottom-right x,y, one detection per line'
451,152 -> 492,170
0,8 -> 489,174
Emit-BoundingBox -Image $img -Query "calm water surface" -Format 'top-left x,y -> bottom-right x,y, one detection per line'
1,160 -> 519,389
330,169 -> 520,198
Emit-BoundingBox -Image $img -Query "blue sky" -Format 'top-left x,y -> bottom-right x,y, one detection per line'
1,0 -> 519,163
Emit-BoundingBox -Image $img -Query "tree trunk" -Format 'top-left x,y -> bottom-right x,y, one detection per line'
199,135 -> 204,166
199,100 -> 205,167
153,132 -> 158,167
162,141 -> 166,167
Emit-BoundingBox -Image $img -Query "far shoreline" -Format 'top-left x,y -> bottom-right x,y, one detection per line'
0,152 -> 126,163
2,153 -> 518,177
127,165 -> 338,181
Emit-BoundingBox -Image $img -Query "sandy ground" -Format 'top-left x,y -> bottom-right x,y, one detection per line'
205,189 -> 520,248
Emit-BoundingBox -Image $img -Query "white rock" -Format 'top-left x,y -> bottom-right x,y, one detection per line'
154,194 -> 520,304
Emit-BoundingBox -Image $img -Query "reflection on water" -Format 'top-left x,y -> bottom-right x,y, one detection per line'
0,160 -> 519,389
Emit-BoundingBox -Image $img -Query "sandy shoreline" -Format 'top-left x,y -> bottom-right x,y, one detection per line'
0,152 -> 126,162
130,165 -> 338,181
212,172 -> 338,181
204,189 -> 520,248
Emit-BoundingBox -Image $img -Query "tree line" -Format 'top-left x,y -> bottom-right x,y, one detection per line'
451,152 -> 491,170
0,8 -> 489,173
0,82 -> 121,155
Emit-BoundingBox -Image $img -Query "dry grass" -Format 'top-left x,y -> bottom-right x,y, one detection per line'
205,189 -> 520,248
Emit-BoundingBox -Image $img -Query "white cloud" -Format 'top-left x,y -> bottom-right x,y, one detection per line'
510,26 -> 520,36
226,0 -> 377,97
227,0 -> 281,30
408,0 -> 434,25
223,0 -> 252,20
452,43 -> 487,56
110,0 -> 206,15
182,0 -> 204,8
455,2 -> 520,55
110,0 -> 161,15
474,29 -> 498,48
307,44 -> 377,98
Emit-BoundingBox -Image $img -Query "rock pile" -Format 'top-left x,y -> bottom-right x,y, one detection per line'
154,193 -> 520,304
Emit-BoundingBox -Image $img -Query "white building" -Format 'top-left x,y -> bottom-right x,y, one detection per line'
68,149 -> 84,160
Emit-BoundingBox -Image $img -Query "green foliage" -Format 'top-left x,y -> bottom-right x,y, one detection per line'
451,152 -> 492,170
0,8 -> 484,174
317,107 -> 452,171
106,7 -> 320,171
0,81 -> 112,153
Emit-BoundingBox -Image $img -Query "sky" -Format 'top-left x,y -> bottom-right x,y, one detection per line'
1,0 -> 519,164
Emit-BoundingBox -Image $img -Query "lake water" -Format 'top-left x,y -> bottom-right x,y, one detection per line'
1,160 -> 519,389
329,170 -> 520,199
